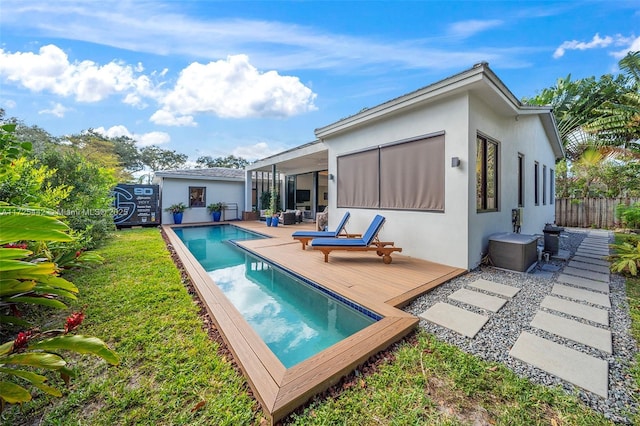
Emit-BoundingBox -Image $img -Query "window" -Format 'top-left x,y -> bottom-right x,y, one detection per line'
543,165 -> 547,205
534,162 -> 539,206
189,186 -> 206,207
517,153 -> 524,207
337,149 -> 379,208
550,169 -> 555,205
337,133 -> 445,211
476,134 -> 499,212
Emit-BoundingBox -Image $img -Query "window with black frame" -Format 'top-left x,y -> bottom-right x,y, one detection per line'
476,134 -> 499,212
189,186 -> 206,207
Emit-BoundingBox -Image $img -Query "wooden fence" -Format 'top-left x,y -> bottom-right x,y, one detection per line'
555,197 -> 640,228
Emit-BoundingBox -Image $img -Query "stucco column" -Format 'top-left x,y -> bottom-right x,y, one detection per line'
244,170 -> 253,212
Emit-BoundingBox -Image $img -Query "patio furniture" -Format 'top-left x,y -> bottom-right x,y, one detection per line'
310,215 -> 402,264
292,212 -> 359,250
280,211 -> 297,225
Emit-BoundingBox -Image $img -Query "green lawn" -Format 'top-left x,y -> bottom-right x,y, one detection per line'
2,228 -> 633,425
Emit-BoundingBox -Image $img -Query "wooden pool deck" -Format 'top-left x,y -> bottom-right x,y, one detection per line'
163,221 -> 465,423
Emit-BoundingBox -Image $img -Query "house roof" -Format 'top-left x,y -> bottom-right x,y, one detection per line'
315,62 -> 564,160
154,167 -> 245,181
245,139 -> 328,173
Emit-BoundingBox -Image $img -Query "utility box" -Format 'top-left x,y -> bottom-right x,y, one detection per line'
488,233 -> 538,272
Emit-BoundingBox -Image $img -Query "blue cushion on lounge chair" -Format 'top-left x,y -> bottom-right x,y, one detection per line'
291,230 -> 336,238
292,211 -> 351,238
311,215 -> 385,247
310,237 -> 366,247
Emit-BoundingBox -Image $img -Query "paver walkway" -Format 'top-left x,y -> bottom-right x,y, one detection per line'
510,230 -> 612,398
419,229 -> 613,398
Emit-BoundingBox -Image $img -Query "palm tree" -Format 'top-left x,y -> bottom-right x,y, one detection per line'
584,52 -> 640,159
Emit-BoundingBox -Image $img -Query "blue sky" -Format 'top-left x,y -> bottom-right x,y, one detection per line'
1,0 -> 638,164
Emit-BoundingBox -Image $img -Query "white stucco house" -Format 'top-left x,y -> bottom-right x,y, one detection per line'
246,63 -> 564,270
154,168 -> 245,224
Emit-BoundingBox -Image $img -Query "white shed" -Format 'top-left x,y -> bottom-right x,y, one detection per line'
154,168 -> 245,224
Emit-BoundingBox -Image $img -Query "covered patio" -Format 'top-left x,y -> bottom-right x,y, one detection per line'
244,140 -> 329,222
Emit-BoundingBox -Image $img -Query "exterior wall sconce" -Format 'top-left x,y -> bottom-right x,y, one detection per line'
451,157 -> 461,168
329,174 -> 335,181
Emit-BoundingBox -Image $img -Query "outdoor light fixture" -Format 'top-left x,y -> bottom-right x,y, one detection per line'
329,173 -> 335,181
451,157 -> 461,168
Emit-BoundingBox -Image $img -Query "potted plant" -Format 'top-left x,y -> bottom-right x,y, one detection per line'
207,202 -> 225,222
165,202 -> 188,224
269,188 -> 281,227
264,209 -> 273,226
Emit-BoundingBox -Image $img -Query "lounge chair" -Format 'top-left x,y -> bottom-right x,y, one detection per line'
310,215 -> 402,264
292,211 -> 359,250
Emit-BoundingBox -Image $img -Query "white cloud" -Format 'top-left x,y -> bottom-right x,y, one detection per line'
0,44 -> 316,125
149,109 -> 197,127
38,102 -> 70,117
93,124 -> 170,147
154,55 -> 317,124
0,1 -> 526,72
553,33 -> 621,58
232,142 -> 278,161
612,35 -> 640,59
137,131 -> 170,147
0,44 -> 161,103
448,20 -> 503,39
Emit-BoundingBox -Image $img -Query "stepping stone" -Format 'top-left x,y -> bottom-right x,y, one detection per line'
562,267 -> 609,283
577,247 -> 610,256
419,302 -> 489,338
468,279 -> 520,298
510,332 -> 608,397
540,296 -> 609,326
580,243 -> 609,251
572,255 -> 610,267
552,284 -> 611,308
448,288 -> 507,312
557,274 -> 609,293
581,239 -> 609,245
567,260 -> 610,274
588,230 -> 610,238
580,243 -> 609,250
582,237 -> 608,243
575,251 -> 607,260
531,311 -> 612,353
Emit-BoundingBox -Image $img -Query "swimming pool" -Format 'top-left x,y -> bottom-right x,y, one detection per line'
173,225 -> 378,368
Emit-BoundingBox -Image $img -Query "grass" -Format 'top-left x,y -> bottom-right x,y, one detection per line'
1,228 -> 633,425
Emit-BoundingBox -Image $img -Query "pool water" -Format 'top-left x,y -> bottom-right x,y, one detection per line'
174,225 -> 377,368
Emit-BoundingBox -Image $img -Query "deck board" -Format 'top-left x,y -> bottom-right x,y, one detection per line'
163,221 -> 465,423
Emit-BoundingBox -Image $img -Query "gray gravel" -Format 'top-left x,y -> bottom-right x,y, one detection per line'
404,229 -> 638,424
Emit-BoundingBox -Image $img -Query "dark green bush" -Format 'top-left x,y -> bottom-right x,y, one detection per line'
617,203 -> 640,229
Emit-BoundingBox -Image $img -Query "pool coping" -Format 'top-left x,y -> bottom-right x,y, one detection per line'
163,223 -> 421,423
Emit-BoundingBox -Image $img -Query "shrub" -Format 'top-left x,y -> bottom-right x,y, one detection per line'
0,205 -> 119,409
610,239 -> 640,276
617,202 -> 640,229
